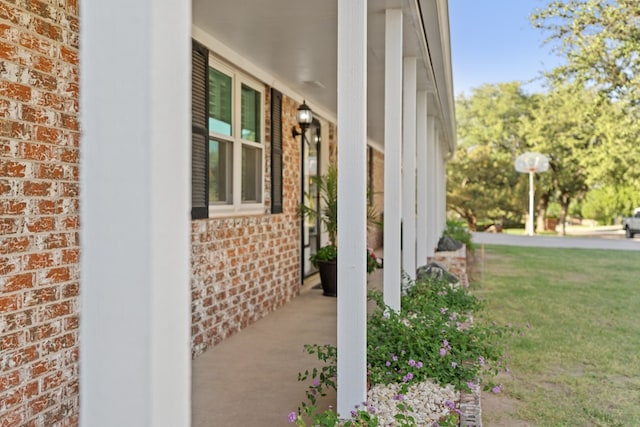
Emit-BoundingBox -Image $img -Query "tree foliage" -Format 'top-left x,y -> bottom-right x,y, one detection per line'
532,0 -> 640,104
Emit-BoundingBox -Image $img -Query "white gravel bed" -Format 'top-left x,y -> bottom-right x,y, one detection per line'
367,380 -> 459,426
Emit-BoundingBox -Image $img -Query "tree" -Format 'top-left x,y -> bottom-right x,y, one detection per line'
448,83 -> 533,230
532,0 -> 640,104
522,86 -> 596,234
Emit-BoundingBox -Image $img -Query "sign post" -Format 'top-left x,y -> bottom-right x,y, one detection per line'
515,152 -> 549,236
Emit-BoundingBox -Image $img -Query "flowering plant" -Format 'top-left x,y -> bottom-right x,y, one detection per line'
366,250 -> 382,274
290,274 -> 516,426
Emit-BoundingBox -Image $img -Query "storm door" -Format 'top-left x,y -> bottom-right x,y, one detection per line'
301,119 -> 322,279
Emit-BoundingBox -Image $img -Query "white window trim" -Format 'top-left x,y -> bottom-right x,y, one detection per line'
208,55 -> 265,217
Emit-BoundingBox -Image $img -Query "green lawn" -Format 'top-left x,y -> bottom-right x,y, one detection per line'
473,245 -> 640,427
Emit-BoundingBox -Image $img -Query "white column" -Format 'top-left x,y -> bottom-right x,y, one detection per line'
80,1 -> 191,426
337,0 -> 367,416
426,118 -> 437,257
416,91 -> 428,267
402,57 -> 417,281
383,9 -> 403,312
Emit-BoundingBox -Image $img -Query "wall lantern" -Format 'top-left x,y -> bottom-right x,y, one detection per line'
292,100 -> 313,138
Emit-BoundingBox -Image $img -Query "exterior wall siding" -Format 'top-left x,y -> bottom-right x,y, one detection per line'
190,92 -> 303,357
0,0 -> 80,425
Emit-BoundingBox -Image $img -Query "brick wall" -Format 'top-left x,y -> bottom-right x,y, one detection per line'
0,0 -> 80,425
428,245 -> 469,288
190,93 -> 302,357
368,148 -> 384,250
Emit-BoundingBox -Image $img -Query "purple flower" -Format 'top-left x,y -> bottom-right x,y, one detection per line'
444,400 -> 455,409
351,410 -> 358,417
385,361 -> 391,367
368,405 -> 377,415
312,378 -> 320,386
393,394 -> 404,401
392,354 -> 398,361
408,359 -> 416,367
450,312 -> 457,321
443,339 -> 450,349
440,307 -> 447,314
479,356 -> 485,367
467,381 -> 476,390
416,361 -> 423,369
451,361 -> 457,368
288,411 -> 297,423
439,348 -> 447,357
492,385 -> 502,394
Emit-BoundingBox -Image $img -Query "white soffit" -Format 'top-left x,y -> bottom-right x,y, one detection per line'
192,0 -> 456,150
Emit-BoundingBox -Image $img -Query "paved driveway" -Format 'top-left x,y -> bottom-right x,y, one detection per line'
472,228 -> 640,251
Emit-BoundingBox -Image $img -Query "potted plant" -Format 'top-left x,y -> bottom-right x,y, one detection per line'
299,163 -> 381,297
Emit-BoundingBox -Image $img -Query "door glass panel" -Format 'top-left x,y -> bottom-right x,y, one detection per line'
303,122 -> 321,277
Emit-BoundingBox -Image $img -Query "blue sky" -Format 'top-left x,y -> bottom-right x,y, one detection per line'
449,0 -> 565,96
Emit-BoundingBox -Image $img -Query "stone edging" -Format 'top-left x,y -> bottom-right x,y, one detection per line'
458,381 -> 482,427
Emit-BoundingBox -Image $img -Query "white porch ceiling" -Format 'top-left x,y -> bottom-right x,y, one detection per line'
192,0 -> 456,152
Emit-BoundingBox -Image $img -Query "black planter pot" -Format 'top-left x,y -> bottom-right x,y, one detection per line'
316,259 -> 337,297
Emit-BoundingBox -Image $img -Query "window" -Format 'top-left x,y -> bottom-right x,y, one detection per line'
192,41 -> 277,219
207,57 -> 264,211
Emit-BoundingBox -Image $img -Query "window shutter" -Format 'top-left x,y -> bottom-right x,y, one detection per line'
270,89 -> 283,214
192,40 -> 209,219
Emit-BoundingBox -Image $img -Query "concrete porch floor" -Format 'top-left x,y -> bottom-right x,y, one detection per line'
192,264 -> 384,427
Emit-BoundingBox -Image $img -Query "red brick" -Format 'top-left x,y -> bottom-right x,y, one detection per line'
59,45 -> 77,64
24,381 -> 38,399
0,294 -> 20,312
24,252 -> 54,270
60,113 -> 78,131
0,119 -> 29,139
0,331 -> 24,350
44,266 -> 70,284
43,233 -> 68,249
0,200 -> 28,215
23,180 -> 52,196
26,0 -> 52,20
0,40 -> 16,60
0,405 -> 27,427
28,393 -> 52,415
61,182 -> 78,197
33,17 -> 61,42
30,321 -> 61,342
23,286 -> 58,307
0,217 -> 19,234
61,249 -> 78,264
62,216 -> 79,230
59,147 -> 78,163
0,236 -> 30,254
30,69 -> 57,91
0,80 -> 31,102
1,273 -> 34,292
0,179 -> 12,196
0,160 -> 27,177
33,54 -> 55,73
35,163 -> 64,180
64,314 -> 78,331
25,216 -> 55,233
0,371 -> 21,393
37,200 -> 62,215
24,141 -> 54,160
61,283 -> 78,298
35,91 -> 64,111
33,126 -> 61,144
39,300 -> 72,322
0,2 -> 19,25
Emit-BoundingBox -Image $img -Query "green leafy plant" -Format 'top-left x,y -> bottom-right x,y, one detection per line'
299,163 -> 382,267
290,275 -> 513,425
443,219 -> 475,252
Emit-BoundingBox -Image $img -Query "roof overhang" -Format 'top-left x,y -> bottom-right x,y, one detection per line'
192,0 -> 456,153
